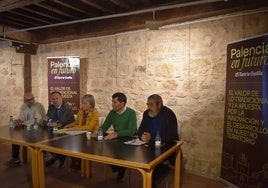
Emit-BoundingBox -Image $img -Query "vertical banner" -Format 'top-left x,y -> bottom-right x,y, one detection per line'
220,34 -> 268,188
47,56 -> 80,114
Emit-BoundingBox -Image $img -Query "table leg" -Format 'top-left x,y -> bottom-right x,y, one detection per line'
174,148 -> 182,188
38,150 -> 45,188
81,159 -> 85,176
81,159 -> 91,178
28,147 -> 39,187
22,146 -> 28,163
137,168 -> 153,188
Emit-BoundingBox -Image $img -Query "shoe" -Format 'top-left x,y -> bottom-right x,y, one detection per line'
7,158 -> 21,166
45,157 -> 57,167
111,165 -> 118,172
58,156 -> 65,168
152,163 -> 170,186
117,167 -> 126,181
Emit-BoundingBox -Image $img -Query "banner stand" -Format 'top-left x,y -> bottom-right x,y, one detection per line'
216,177 -> 239,188
220,33 -> 268,188
47,56 -> 80,114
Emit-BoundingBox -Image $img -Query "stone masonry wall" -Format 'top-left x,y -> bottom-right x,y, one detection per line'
0,47 -> 24,121
1,11 -> 268,178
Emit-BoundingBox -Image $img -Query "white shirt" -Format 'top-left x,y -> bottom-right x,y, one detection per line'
18,102 -> 46,125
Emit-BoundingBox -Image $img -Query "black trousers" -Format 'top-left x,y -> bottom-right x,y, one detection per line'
111,165 -> 126,173
12,144 -> 20,159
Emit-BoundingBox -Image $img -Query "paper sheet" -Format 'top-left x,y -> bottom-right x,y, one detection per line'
124,138 -> 146,146
65,130 -> 87,135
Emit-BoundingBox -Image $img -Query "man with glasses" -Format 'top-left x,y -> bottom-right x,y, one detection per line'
6,92 -> 46,166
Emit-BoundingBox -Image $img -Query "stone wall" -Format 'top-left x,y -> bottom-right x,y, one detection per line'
0,47 -> 24,121
1,11 -> 268,178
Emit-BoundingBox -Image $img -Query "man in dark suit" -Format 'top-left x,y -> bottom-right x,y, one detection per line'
43,91 -> 75,168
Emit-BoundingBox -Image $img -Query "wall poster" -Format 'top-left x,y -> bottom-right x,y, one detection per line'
220,34 -> 268,188
47,56 -> 80,114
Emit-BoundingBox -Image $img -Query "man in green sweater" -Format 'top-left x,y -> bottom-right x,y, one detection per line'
98,92 -> 137,180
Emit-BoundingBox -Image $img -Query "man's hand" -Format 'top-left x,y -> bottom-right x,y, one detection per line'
141,132 -> 151,143
43,116 -> 49,121
49,122 -> 62,128
104,132 -> 118,140
91,131 -> 98,138
14,119 -> 23,127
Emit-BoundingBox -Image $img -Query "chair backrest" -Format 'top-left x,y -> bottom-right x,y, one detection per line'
178,122 -> 181,139
136,119 -> 141,130
99,117 -> 106,127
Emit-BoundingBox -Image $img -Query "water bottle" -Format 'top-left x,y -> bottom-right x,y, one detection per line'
33,117 -> 38,130
9,116 -> 15,128
97,127 -> 103,141
155,131 -> 161,148
53,124 -> 58,134
47,119 -> 52,126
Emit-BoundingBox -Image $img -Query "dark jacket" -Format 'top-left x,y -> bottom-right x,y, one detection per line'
46,101 -> 75,127
137,106 -> 179,145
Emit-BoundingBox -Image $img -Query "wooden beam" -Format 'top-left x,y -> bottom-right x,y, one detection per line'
24,53 -> 32,93
0,0 -> 44,12
15,43 -> 38,55
81,0 -> 114,13
31,3 -> 67,21
30,0 -> 268,44
52,0 -> 93,17
109,0 -> 130,9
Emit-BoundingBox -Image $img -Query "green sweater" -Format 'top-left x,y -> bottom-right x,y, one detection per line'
101,107 -> 137,137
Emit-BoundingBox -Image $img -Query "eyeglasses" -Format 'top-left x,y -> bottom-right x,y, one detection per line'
24,97 -> 34,102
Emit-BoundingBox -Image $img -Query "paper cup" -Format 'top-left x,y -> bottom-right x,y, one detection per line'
86,132 -> 92,140
26,123 -> 31,130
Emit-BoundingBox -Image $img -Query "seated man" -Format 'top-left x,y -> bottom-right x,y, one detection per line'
92,92 -> 137,180
7,92 -> 46,166
43,91 -> 75,168
137,94 -> 179,187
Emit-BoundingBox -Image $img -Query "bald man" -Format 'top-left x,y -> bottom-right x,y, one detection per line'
7,92 -> 46,166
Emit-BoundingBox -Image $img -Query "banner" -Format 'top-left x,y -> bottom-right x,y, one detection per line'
220,34 -> 268,188
47,56 -> 80,114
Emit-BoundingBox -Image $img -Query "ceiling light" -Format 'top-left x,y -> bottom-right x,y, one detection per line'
146,10 -> 162,30
0,39 -> 12,47
146,20 -> 162,30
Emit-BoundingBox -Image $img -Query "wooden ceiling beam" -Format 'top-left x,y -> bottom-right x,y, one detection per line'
0,17 -> 30,28
34,3 -> 73,21
109,0 -> 130,9
81,0 -> 114,13
30,0 -> 268,44
9,10 -> 51,24
51,0 -> 93,17
0,0 -> 43,12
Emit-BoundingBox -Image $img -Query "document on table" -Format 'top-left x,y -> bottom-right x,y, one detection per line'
124,138 -> 146,146
65,130 -> 87,135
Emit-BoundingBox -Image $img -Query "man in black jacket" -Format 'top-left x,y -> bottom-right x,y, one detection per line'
137,94 -> 179,187
137,94 -> 179,146
43,91 -> 75,168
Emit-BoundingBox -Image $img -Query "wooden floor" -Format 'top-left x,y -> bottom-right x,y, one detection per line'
0,142 -> 227,188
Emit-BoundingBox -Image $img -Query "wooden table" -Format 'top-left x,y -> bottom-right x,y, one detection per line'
37,134 -> 183,188
0,125 -> 66,187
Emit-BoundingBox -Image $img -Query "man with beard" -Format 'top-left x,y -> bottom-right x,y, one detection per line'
137,94 -> 179,187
